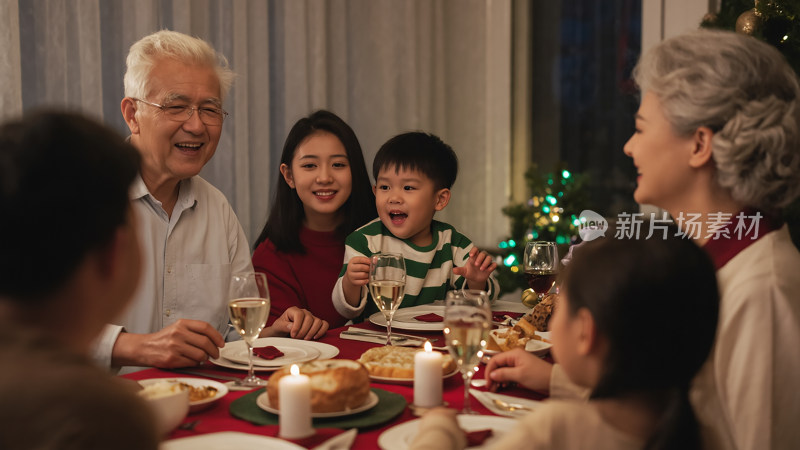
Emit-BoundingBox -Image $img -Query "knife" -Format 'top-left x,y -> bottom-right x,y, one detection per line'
164,369 -> 244,383
344,327 -> 440,342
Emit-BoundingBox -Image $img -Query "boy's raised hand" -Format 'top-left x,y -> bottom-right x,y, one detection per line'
342,255 -> 371,306
452,247 -> 497,291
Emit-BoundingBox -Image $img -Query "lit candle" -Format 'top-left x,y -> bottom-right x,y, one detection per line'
413,341 -> 443,408
278,364 -> 314,439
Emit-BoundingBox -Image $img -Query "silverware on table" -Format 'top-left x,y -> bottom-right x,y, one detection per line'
164,369 -> 245,383
344,327 -> 440,342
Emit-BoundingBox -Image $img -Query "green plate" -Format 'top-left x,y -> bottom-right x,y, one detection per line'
230,388 -> 407,429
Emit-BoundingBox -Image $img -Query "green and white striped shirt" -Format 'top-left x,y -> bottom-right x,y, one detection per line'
331,218 -> 499,321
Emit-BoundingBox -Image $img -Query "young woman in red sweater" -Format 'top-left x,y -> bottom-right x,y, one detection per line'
252,110 -> 377,329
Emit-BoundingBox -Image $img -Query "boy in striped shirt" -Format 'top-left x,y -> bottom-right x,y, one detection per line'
332,132 -> 499,321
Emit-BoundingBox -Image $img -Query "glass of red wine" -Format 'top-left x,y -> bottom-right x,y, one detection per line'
522,241 -> 558,307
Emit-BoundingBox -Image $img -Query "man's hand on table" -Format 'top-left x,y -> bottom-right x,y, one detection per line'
112,319 -> 225,368
485,348 -> 553,393
263,306 -> 329,340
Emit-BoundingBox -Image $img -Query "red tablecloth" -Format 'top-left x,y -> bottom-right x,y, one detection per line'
123,322 -> 545,449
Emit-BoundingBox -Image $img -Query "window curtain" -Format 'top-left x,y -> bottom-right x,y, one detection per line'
0,0 -> 513,249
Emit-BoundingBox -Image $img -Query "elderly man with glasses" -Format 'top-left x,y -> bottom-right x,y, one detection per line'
95,30 -> 328,373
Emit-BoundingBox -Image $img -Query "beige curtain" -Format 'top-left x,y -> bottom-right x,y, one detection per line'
1,0 -> 513,248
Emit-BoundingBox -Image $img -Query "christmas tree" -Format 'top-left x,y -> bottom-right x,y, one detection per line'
494,164 -> 589,296
702,0 -> 800,73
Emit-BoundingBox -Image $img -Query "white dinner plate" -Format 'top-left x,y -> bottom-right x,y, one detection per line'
378,414 -> 517,449
160,431 -> 304,450
213,337 -> 340,370
221,342 -> 320,367
369,305 -> 445,331
484,329 -> 552,356
256,390 -> 379,418
138,378 -> 228,413
369,367 -> 460,385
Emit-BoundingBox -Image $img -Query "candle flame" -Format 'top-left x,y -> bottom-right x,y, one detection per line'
290,364 -> 300,376
424,341 -> 432,352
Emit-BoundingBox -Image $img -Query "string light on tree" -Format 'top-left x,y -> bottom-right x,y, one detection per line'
495,164 -> 589,296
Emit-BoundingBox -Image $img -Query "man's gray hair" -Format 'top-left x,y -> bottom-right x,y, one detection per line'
634,29 -> 800,211
123,29 -> 235,102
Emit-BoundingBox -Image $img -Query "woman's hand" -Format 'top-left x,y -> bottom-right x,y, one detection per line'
264,307 -> 329,340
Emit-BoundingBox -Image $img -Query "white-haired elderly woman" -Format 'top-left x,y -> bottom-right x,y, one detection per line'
626,29 -> 800,450
484,29 -> 800,450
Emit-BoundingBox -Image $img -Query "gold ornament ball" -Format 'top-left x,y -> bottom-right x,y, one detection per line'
736,9 -> 762,36
521,288 -> 540,308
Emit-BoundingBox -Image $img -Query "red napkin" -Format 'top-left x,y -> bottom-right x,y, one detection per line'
466,429 -> 494,446
286,428 -> 347,449
253,345 -> 284,360
414,313 -> 444,322
492,311 -> 524,323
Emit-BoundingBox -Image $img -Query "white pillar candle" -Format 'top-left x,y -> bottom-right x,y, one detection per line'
413,341 -> 443,408
278,364 -> 314,439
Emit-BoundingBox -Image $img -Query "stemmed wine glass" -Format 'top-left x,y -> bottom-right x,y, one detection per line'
522,241 -> 559,308
227,272 -> 270,387
443,289 -> 491,414
368,253 -> 406,346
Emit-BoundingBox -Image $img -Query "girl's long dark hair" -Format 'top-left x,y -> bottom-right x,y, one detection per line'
253,110 -> 377,253
562,232 -> 719,450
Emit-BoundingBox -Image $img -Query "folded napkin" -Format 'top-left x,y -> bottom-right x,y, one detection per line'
466,429 -> 494,447
253,345 -> 284,360
492,311 -> 525,323
414,313 -> 444,322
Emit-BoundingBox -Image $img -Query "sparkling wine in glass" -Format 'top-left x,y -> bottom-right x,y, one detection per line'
228,272 -> 270,387
523,241 -> 559,308
444,289 -> 491,414
368,253 -> 406,346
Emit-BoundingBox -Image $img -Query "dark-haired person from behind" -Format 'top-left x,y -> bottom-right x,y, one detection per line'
0,111 -> 158,449
252,110 -> 377,329
414,233 -> 720,450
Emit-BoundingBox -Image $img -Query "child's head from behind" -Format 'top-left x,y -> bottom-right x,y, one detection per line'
372,132 -> 458,246
552,234 -> 719,397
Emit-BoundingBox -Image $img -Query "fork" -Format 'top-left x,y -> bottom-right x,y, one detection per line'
491,397 -> 532,412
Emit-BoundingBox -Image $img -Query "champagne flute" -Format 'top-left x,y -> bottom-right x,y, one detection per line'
368,253 -> 406,346
522,241 -> 559,308
228,272 -> 270,387
444,289 -> 491,414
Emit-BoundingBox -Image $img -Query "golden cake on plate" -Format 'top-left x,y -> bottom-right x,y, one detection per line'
266,359 -> 370,413
358,345 -> 456,379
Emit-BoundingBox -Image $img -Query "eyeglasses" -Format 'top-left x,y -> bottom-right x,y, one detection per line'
134,98 -> 229,125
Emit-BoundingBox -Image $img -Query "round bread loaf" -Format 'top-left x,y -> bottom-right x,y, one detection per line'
266,359 -> 370,413
358,345 -> 456,379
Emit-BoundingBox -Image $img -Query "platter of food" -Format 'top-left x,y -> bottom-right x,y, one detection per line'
358,345 -> 458,384
256,390 -> 379,418
258,359 -> 377,417
138,377 -> 228,413
484,293 -> 557,357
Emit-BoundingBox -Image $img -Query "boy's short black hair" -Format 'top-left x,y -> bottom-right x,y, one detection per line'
372,132 -> 458,190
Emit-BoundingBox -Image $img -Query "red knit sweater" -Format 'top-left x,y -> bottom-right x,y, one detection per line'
252,227 -> 348,328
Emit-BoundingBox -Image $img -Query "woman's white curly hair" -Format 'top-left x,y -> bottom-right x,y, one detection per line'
634,29 -> 800,211
123,29 -> 235,102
